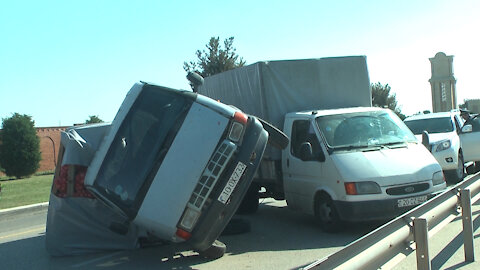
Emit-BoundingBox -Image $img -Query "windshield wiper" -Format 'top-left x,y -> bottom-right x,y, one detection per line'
382,141 -> 408,148
332,144 -> 380,152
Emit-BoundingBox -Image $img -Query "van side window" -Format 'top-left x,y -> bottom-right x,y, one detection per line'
471,116 -> 480,132
291,120 -> 321,159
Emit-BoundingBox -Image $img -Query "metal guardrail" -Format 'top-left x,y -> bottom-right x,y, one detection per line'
301,172 -> 480,270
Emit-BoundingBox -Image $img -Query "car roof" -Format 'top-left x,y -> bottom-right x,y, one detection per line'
288,107 -> 386,118
404,111 -> 455,121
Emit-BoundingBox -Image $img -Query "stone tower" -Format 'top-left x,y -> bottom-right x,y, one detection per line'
429,52 -> 457,112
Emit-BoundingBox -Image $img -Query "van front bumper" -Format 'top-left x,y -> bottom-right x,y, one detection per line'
187,117 -> 268,251
334,193 -> 439,222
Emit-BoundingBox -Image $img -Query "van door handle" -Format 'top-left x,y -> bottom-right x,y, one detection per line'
287,158 -> 289,168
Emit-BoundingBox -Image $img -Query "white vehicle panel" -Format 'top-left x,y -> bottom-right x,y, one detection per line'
331,143 -> 440,187
461,131 -> 480,162
413,132 -> 460,171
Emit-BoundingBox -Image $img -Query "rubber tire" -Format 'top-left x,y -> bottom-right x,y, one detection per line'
198,240 -> 226,260
315,193 -> 343,233
236,184 -> 259,214
446,152 -> 465,184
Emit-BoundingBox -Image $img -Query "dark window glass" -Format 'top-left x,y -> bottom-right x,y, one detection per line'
95,86 -> 190,209
404,117 -> 454,135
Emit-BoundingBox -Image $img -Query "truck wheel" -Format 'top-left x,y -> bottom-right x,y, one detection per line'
236,184 -> 259,214
315,193 -> 343,233
197,240 -> 226,260
221,218 -> 251,235
446,152 -> 465,183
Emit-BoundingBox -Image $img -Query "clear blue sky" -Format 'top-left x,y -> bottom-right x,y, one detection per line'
1,0 -> 479,127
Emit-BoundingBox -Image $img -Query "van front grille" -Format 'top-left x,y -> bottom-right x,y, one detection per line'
386,183 -> 430,195
187,140 -> 236,210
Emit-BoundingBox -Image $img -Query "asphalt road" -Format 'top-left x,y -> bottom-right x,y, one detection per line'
0,199 -> 382,270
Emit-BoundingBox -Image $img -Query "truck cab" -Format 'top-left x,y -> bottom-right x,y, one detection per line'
282,107 -> 446,232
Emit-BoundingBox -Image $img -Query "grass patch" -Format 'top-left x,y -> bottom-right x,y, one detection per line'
0,175 -> 53,209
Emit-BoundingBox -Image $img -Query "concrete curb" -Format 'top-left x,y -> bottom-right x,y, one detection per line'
0,202 -> 49,219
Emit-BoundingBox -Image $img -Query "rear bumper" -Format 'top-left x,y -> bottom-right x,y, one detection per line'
188,117 -> 268,251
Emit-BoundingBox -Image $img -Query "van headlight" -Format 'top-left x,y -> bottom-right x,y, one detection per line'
344,181 -> 381,195
435,140 -> 451,152
432,171 -> 445,185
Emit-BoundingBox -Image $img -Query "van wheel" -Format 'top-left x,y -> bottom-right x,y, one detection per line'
315,193 -> 343,233
197,240 -> 226,260
446,152 -> 465,183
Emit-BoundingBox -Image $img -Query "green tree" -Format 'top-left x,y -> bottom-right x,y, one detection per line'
184,36 -> 246,78
0,113 -> 41,178
85,115 -> 104,124
371,82 -> 406,120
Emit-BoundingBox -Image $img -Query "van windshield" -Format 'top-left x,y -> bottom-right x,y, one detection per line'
404,117 -> 454,135
316,110 -> 417,150
95,86 -> 192,213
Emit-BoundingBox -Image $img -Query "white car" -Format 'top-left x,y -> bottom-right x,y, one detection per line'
404,111 -> 479,183
460,113 -> 480,170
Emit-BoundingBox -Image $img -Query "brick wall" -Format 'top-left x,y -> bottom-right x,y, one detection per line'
0,126 -> 68,176
37,127 -> 68,172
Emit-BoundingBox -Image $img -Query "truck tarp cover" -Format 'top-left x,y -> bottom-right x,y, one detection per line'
198,56 -> 372,129
45,124 -> 141,256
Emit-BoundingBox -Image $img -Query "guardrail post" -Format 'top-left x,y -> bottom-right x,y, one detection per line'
460,189 -> 475,262
414,218 -> 431,270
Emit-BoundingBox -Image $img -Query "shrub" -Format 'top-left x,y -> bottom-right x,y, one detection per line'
0,113 -> 41,178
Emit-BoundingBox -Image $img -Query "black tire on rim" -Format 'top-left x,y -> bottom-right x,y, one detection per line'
456,152 -> 465,180
236,184 -> 260,214
315,193 -> 343,233
197,240 -> 226,260
447,152 -> 465,183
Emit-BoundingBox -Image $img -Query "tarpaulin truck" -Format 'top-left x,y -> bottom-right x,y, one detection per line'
198,56 -> 446,232
46,81 -> 271,257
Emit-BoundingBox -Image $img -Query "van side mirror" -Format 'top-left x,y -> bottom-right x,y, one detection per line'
462,124 -> 473,133
421,131 -> 432,152
186,72 -> 204,93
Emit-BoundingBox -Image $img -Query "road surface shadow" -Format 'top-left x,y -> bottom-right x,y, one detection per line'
219,200 -> 388,256
0,200 -> 391,270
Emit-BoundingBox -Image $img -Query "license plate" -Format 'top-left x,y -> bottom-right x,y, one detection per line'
397,195 -> 428,208
218,162 -> 247,204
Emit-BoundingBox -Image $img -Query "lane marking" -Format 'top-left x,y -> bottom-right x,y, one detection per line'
0,226 -> 46,240
71,251 -> 125,268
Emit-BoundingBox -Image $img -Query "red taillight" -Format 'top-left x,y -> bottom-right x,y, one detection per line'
234,111 -> 248,124
176,228 -> 192,240
344,182 -> 357,195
